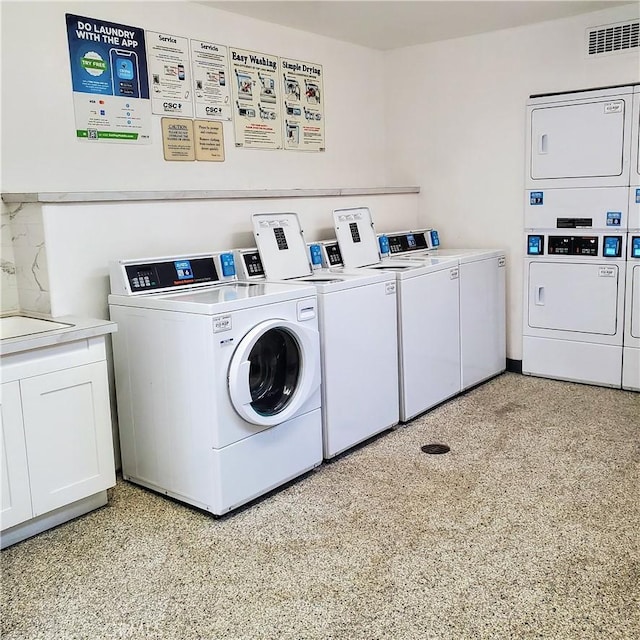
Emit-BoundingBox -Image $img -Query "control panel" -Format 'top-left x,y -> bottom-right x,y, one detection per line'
386,231 -> 429,255
631,236 -> 640,259
110,252 -> 238,296
237,250 -> 265,279
528,235 -> 624,258
320,242 -> 344,268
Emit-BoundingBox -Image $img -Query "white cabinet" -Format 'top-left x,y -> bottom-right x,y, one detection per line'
1,330 -> 116,547
1,382 -> 32,529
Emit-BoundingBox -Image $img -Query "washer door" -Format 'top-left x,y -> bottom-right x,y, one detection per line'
228,319 -> 320,426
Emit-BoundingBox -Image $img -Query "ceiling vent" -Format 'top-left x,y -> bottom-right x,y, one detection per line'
587,20 -> 639,56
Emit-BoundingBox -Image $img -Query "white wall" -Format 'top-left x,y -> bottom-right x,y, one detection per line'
0,0 -> 419,320
1,0 -> 388,192
42,194 -> 419,318
384,4 -> 640,360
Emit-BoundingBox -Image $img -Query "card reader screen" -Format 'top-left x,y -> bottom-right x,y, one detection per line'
243,253 -> 264,276
603,236 -> 622,258
325,243 -> 343,266
527,235 -> 544,255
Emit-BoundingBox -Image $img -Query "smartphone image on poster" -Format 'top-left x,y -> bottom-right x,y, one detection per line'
178,64 -> 185,81
110,48 -> 141,98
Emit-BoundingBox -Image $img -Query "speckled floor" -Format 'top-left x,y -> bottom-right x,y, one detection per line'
2,373 -> 639,639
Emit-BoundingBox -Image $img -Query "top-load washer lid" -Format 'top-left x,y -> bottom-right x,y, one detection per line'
252,212 -> 314,280
331,208 -> 432,274
332,206 -> 381,268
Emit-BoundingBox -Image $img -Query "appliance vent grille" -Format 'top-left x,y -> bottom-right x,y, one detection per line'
587,20 -> 639,55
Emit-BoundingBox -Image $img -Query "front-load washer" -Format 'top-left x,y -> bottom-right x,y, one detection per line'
377,228 -> 507,391
331,208 -> 462,421
247,213 -> 400,459
108,251 -> 322,515
523,231 -> 626,388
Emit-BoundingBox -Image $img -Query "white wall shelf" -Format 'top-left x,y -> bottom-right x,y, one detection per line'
1,186 -> 419,204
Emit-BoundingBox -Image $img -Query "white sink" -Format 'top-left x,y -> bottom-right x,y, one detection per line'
1,316 -> 75,340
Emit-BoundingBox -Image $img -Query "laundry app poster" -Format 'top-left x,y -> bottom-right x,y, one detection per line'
66,13 -> 152,143
229,47 -> 282,149
280,58 -> 325,151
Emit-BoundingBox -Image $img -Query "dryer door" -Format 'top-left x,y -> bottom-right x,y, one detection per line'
528,261 -> 620,335
228,319 -> 320,427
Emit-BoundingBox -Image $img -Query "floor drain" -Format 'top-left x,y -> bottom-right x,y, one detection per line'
421,444 -> 450,455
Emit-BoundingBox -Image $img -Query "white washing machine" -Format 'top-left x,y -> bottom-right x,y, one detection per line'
330,208 -> 463,420
248,213 -> 400,459
377,228 -> 507,391
108,251 -> 322,515
522,231 -> 626,388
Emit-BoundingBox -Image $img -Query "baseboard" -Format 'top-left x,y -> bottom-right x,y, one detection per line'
506,358 -> 523,374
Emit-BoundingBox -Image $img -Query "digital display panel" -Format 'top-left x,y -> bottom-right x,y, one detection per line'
632,236 -> 640,259
125,257 -> 218,292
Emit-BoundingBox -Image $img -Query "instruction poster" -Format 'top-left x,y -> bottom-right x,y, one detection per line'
191,40 -> 231,121
281,58 -> 325,151
229,47 -> 282,149
65,14 -> 151,143
147,31 -> 193,118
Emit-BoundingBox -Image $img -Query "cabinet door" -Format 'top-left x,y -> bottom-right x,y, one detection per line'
1,382 -> 33,529
21,363 -> 116,517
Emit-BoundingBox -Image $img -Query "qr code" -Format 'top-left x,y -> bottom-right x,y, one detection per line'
87,129 -> 98,140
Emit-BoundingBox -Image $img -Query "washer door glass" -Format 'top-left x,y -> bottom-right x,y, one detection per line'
248,327 -> 300,416
228,319 -> 320,427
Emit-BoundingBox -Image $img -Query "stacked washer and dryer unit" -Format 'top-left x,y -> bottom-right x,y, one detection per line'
523,83 -> 639,391
108,252 -> 323,516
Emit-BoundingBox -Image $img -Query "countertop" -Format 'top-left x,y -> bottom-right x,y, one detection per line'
1,315 -> 117,356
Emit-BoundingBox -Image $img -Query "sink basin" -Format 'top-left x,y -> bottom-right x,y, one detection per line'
1,316 -> 75,340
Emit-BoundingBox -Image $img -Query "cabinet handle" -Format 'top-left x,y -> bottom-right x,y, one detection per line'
535,286 -> 545,305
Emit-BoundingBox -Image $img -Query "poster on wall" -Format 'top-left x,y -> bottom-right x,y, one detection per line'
229,47 -> 282,149
65,14 -> 151,143
191,40 -> 231,121
147,31 -> 193,118
281,58 -> 325,151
